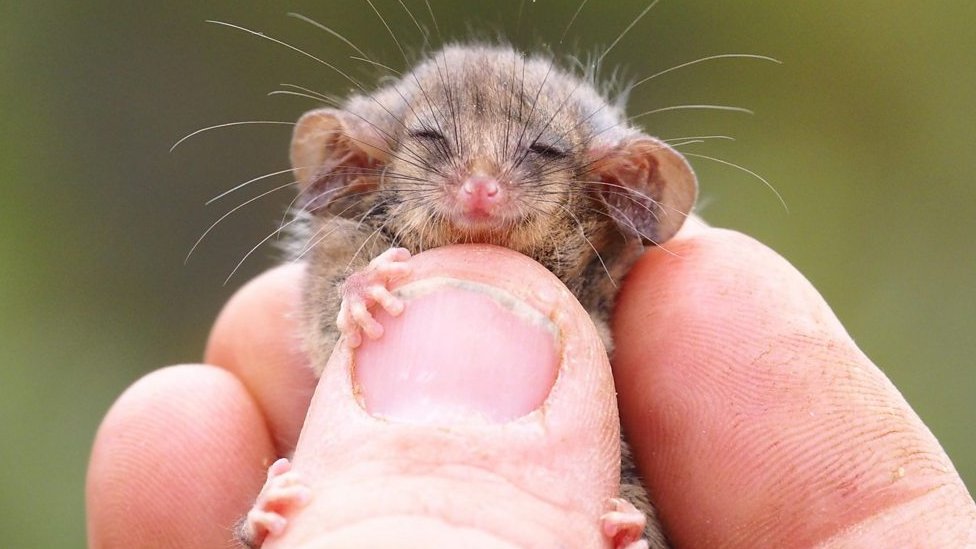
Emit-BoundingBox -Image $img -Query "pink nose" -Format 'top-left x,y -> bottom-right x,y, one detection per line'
460,176 -> 502,213
462,176 -> 499,199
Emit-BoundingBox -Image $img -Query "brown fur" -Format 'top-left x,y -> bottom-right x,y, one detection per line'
287,44 -> 697,547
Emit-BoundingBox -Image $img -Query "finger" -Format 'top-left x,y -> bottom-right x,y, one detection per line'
87,365 -> 275,548
205,262 -> 317,454
264,244 -> 624,549
613,228 -> 976,547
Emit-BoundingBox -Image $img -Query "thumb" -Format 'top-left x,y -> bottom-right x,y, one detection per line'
266,245 -> 623,549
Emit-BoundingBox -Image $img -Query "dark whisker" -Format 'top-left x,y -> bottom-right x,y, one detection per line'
557,204 -> 616,287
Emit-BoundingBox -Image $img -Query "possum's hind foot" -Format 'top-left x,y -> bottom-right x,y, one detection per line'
601,497 -> 651,549
236,458 -> 310,548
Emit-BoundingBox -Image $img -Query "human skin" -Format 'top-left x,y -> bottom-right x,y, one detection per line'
86,224 -> 976,548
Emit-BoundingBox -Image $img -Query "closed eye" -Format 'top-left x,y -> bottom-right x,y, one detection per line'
529,141 -> 568,159
408,128 -> 446,141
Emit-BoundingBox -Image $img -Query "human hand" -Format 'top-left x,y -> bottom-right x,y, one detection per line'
613,221 -> 976,546
87,226 -> 976,548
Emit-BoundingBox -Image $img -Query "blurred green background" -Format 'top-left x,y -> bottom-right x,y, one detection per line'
2,1 -> 973,546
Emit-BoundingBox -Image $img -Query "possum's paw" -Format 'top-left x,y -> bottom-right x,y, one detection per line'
601,497 -> 650,549
237,458 -> 311,548
337,247 -> 412,348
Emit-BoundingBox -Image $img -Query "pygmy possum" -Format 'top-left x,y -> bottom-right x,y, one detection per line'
238,43 -> 697,549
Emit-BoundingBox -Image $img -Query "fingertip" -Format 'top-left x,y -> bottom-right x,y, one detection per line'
87,365 -> 274,549
204,263 -> 316,452
613,228 -> 973,546
205,262 -> 306,367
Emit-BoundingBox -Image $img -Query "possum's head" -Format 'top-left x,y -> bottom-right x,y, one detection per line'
290,44 -> 696,254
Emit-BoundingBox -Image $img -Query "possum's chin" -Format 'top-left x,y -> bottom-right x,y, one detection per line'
446,215 -> 520,243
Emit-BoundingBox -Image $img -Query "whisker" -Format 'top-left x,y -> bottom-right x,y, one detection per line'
396,0 -> 431,45
287,12 -> 371,59
277,188 -> 308,238
579,182 -> 662,223
268,90 -> 340,103
187,180 -> 297,264
211,19 -> 434,167
293,198 -> 387,260
661,135 -> 735,143
206,166 -> 301,205
629,104 -> 754,121
344,217 -> 394,272
364,0 -> 408,62
559,0 -> 591,45
349,56 -> 401,75
503,56 -> 559,180
206,19 -> 437,166
683,151 -> 789,212
513,76 -> 587,170
206,20 -> 365,90
628,53 -> 782,92
225,216 -> 302,285
596,0 -> 661,66
558,205 -> 616,287
423,0 -> 441,40
602,203 -> 680,257
292,222 -> 330,261
279,83 -> 343,104
665,139 -> 706,148
170,120 -> 294,153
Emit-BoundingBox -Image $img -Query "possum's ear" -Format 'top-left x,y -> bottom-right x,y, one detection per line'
290,108 -> 390,208
590,137 -> 697,245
